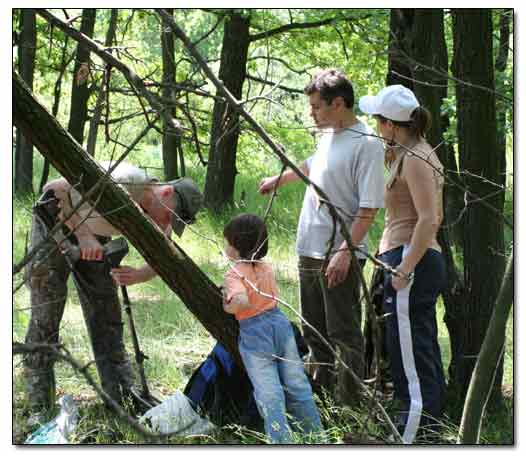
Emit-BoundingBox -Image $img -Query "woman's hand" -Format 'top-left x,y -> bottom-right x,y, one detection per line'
391,269 -> 413,291
391,274 -> 408,291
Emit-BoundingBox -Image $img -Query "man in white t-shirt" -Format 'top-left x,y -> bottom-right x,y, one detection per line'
23,161 -> 202,415
259,69 -> 384,406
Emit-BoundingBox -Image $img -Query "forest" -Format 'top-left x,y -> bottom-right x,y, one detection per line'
12,8 -> 513,445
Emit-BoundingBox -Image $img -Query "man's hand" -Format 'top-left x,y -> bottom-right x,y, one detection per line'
258,176 -> 280,195
111,266 -> 149,286
325,250 -> 351,289
78,237 -> 103,261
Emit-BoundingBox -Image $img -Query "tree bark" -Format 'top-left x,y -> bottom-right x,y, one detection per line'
203,12 -> 250,211
386,9 -> 414,88
67,8 -> 97,145
86,9 -> 118,157
13,71 -> 242,367
15,8 -> 36,196
494,9 -> 511,214
39,35 -> 74,193
457,251 -> 513,443
451,9 -> 506,408
409,9 -> 470,412
161,8 -> 181,180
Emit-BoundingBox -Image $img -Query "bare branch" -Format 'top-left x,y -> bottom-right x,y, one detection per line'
36,9 -> 183,136
13,343 -> 198,442
246,74 -> 303,95
192,12 -> 225,47
247,55 -> 315,75
396,47 -> 513,103
250,15 -> 341,42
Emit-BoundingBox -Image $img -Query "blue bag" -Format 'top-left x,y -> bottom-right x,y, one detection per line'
183,323 -> 309,430
184,342 -> 262,429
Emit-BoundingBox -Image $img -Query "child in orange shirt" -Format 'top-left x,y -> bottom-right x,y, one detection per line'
222,213 -> 322,444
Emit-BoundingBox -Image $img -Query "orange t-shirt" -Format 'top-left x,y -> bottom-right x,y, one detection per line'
224,261 -> 278,321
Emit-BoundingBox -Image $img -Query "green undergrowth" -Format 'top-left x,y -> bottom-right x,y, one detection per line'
12,159 -> 513,445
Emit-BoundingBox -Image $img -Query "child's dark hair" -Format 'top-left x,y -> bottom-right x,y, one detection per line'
375,106 -> 432,138
223,213 -> 269,261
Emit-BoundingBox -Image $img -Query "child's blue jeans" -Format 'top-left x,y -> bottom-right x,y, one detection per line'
239,308 -> 322,444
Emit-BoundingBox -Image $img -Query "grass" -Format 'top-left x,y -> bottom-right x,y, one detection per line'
12,156 -> 514,445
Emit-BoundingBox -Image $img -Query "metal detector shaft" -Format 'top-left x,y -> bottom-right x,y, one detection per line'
120,284 -> 152,399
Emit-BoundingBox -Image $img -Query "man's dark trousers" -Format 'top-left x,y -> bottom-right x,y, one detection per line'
299,256 -> 365,406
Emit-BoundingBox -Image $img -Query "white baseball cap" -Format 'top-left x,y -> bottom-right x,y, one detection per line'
359,85 -> 420,122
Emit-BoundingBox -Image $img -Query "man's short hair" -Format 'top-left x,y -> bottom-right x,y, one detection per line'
304,68 -> 355,108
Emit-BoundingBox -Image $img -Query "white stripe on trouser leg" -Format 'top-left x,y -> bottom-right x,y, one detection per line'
396,245 -> 422,444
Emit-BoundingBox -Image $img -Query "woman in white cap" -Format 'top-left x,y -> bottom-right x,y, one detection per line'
359,85 -> 446,443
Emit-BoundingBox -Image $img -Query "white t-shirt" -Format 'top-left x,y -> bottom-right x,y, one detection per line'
296,121 -> 385,260
69,161 -> 157,236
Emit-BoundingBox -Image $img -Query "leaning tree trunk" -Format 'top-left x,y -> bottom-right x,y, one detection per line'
13,71 -> 242,367
67,8 -> 96,144
15,8 -> 36,196
203,12 -> 250,211
161,8 -> 181,180
457,251 -> 513,443
451,9 -> 506,408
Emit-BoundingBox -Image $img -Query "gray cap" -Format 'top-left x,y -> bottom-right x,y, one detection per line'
170,177 -> 203,236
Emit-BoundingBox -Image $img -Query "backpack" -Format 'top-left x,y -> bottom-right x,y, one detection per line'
183,342 -> 262,429
183,322 -> 309,430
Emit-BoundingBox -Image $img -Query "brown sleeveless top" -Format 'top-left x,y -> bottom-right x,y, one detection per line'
379,141 -> 444,254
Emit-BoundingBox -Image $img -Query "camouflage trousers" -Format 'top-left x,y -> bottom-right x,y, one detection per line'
23,209 -> 135,411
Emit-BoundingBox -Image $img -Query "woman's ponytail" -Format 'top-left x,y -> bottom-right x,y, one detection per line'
409,106 -> 432,138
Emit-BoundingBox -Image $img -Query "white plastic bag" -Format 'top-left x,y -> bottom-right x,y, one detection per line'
25,395 -> 79,444
140,391 -> 215,437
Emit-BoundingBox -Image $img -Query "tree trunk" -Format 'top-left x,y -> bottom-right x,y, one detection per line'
161,8 -> 181,180
86,9 -> 118,157
203,12 -> 250,211
409,9 -> 470,413
457,251 -> 513,443
15,8 -> 36,196
13,71 -> 242,367
386,9 -> 414,88
67,8 -> 96,145
39,35 -> 73,193
178,141 -> 186,177
451,9 -> 505,408
494,9 -> 511,212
